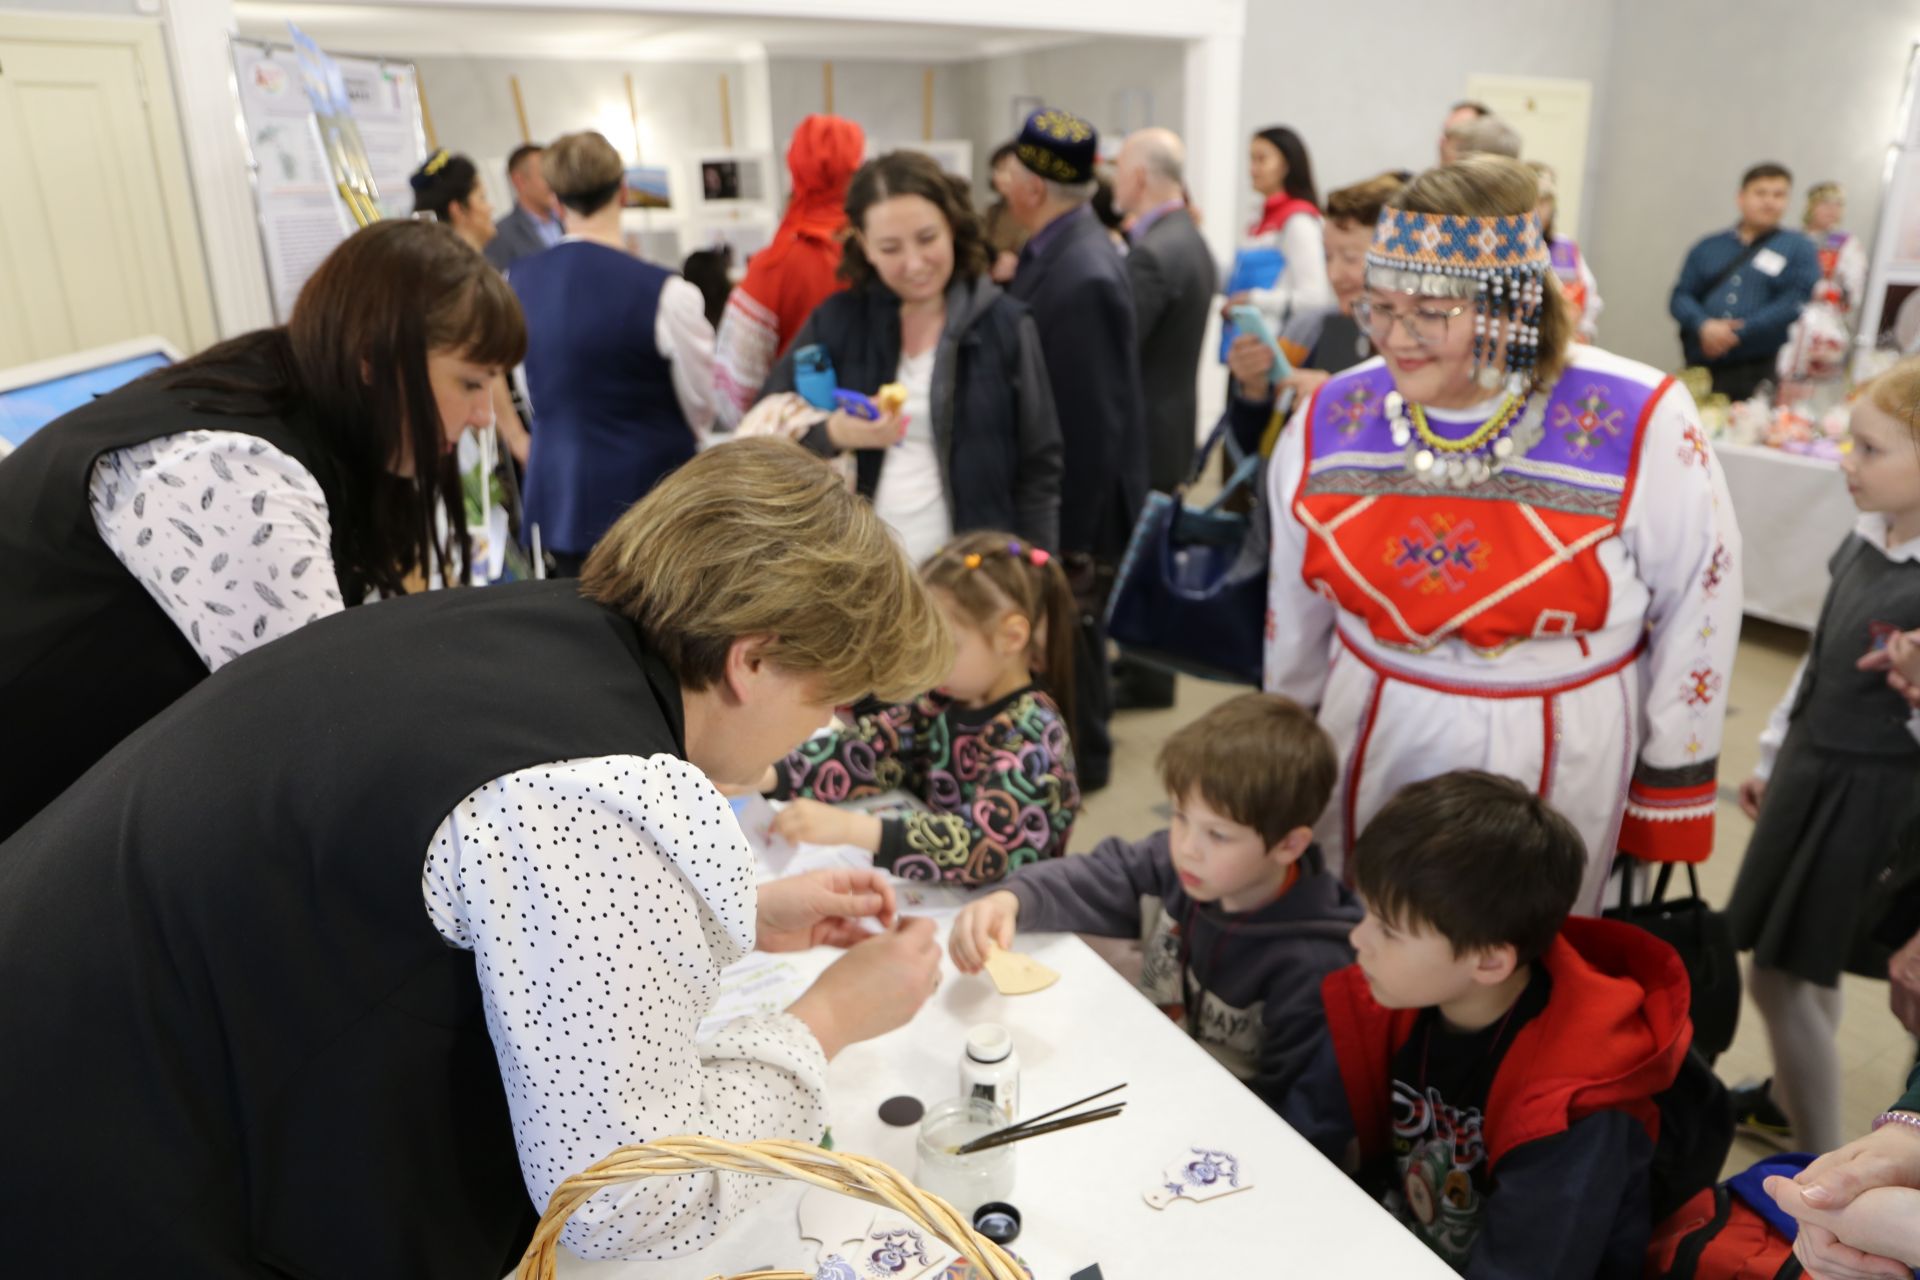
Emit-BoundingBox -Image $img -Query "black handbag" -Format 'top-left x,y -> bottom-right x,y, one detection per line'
1105,416 -> 1268,686
1603,859 -> 1741,1064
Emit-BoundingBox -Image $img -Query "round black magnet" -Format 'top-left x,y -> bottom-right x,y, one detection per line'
877,1095 -> 925,1127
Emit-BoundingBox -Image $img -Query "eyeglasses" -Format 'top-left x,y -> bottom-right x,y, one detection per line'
1352,298 -> 1470,347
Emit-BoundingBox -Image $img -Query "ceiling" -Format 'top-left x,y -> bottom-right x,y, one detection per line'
234,2 -> 1084,63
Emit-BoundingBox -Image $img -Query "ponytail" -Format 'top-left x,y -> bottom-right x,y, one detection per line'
920,531 -> 1079,748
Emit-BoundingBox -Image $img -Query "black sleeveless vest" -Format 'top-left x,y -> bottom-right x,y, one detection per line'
1790,534 -> 1920,755
0,350 -> 345,840
0,580 -> 687,1277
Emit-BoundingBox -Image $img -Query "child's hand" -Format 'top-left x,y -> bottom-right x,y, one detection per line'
951,891 -> 1021,975
1766,1178 -> 1920,1275
1859,629 -> 1920,709
1790,1121 -> 1920,1212
1739,775 -> 1768,820
769,799 -> 881,852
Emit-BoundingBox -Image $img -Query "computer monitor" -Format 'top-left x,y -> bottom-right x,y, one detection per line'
0,336 -> 182,458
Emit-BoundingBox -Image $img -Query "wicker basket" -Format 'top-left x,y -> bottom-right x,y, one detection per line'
516,1136 -> 1025,1280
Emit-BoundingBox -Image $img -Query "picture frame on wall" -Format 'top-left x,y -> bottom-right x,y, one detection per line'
697,153 -> 767,205
623,165 -> 672,210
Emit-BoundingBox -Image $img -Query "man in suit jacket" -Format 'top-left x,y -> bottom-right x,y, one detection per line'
1115,129 -> 1217,493
1005,107 -> 1146,791
485,143 -> 565,274
1109,127 -> 1218,708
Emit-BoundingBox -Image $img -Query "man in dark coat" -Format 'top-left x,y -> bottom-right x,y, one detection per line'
484,143 -> 565,274
1004,106 -> 1146,791
1109,126 -> 1219,708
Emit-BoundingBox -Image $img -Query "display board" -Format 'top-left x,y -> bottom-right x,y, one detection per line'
230,38 -> 428,322
1855,43 -> 1920,360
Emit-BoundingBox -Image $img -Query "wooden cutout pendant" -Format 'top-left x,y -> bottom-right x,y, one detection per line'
984,945 -> 1059,996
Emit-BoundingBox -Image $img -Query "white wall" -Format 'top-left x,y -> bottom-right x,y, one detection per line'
1588,0 -> 1920,369
969,37 -> 1187,186
1240,0 -> 1615,233
767,56 -> 975,162
411,54 -> 756,214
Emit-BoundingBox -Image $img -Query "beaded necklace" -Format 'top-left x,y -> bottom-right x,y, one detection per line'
1384,384 -> 1552,489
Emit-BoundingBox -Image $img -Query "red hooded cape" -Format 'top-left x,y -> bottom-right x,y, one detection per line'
735,114 -> 865,358
1322,916 -> 1692,1171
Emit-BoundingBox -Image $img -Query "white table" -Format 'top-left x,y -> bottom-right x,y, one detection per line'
1714,440 -> 1856,629
562,921 -> 1454,1279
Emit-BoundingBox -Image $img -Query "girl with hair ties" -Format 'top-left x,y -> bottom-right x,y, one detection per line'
1262,156 -> 1742,911
0,219 -> 526,840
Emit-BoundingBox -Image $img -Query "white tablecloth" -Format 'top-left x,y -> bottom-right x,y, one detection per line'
563,922 -> 1452,1279
1713,441 -> 1856,629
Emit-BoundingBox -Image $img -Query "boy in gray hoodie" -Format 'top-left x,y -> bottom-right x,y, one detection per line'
950,693 -> 1360,1106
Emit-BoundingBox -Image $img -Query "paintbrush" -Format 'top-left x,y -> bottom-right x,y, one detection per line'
951,1083 -> 1128,1155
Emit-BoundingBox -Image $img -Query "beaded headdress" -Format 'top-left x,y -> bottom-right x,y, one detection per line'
1366,208 -> 1551,392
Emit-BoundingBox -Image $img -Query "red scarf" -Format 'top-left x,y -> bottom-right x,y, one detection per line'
1250,192 -> 1321,237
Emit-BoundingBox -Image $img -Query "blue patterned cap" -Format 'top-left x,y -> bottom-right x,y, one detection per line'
1015,107 -> 1097,184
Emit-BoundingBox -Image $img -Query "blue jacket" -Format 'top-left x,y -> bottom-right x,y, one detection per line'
510,241 -> 695,555
1669,227 -> 1820,366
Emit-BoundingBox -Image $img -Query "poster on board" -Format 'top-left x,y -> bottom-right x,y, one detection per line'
231,37 -> 428,321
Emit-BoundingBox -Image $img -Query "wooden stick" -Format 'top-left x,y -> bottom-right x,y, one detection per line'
823,61 -> 834,114
509,74 -> 530,143
955,1083 -> 1126,1154
719,72 -> 734,150
416,70 -> 439,149
922,67 -> 934,141
625,72 -> 641,162
955,1105 -> 1126,1156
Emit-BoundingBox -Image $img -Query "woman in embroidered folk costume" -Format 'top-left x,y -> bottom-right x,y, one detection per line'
1263,157 -> 1742,910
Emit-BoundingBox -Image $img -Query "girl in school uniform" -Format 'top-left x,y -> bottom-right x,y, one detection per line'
1729,358 -> 1920,1156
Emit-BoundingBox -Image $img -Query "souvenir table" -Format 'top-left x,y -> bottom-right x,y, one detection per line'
559,915 -> 1453,1279
1713,440 -> 1857,629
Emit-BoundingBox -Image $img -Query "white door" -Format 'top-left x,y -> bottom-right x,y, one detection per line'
1464,75 -> 1593,241
0,18 -> 215,369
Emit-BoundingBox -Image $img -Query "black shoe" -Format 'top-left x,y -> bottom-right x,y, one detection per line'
1729,1078 -> 1793,1146
1111,664 -> 1176,711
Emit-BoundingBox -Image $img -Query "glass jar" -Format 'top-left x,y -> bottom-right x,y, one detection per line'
913,1096 -> 1016,1216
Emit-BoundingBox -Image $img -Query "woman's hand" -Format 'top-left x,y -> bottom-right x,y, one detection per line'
1767,1179 -> 1920,1276
950,891 -> 1021,974
756,866 -> 896,952
787,918 -> 943,1059
825,407 -> 905,452
1227,332 -> 1277,402
1739,775 -> 1768,820
769,798 -> 881,852
1890,928 -> 1920,1036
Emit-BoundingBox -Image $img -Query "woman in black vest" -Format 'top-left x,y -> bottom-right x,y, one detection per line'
0,439 -> 950,1276
750,149 -> 1063,561
0,219 -> 524,840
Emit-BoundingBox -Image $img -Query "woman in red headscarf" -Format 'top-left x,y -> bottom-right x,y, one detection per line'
713,114 -> 867,428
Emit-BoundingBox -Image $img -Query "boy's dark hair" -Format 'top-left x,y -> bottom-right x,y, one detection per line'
1325,171 -> 1406,229
1352,771 -> 1584,965
1157,694 -> 1335,847
1741,162 -> 1792,189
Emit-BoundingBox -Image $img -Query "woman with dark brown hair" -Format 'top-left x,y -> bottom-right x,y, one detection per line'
0,218 -> 525,840
750,148 -> 1063,560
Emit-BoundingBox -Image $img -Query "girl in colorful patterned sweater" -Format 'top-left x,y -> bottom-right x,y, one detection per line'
764,530 -> 1080,885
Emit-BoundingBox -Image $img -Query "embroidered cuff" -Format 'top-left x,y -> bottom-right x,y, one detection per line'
1619,760 -> 1718,864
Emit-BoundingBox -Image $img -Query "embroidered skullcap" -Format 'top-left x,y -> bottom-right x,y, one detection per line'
1015,107 -> 1098,185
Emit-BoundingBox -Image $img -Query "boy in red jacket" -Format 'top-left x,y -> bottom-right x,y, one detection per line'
1280,771 -> 1691,1278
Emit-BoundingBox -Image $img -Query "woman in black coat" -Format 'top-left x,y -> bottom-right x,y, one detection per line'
755,150 -> 1062,558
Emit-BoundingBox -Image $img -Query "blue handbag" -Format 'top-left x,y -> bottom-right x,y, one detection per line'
1105,415 -> 1269,686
